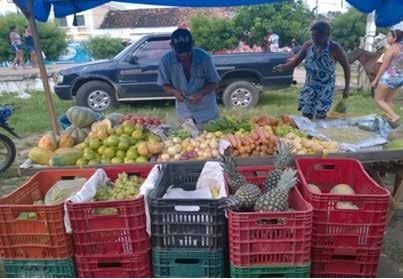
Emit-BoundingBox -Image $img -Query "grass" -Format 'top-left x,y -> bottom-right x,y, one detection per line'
1,87 -> 401,137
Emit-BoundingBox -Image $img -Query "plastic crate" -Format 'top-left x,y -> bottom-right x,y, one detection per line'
150,162 -> 227,250
75,252 -> 151,278
152,248 -> 225,278
0,169 -> 96,259
2,257 -> 76,278
310,247 -> 380,277
228,166 -> 312,267
295,158 -> 390,252
67,164 -> 153,257
230,263 -> 311,278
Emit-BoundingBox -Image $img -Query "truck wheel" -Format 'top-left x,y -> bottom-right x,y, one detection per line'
76,81 -> 117,111
222,81 -> 259,109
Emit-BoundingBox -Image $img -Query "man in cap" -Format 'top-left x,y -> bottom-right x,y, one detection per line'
157,28 -> 221,128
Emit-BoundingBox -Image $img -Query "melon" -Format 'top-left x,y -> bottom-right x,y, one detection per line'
336,202 -> 358,210
330,184 -> 355,195
307,184 -> 322,194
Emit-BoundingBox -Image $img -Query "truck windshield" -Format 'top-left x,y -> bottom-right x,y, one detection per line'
114,44 -> 133,60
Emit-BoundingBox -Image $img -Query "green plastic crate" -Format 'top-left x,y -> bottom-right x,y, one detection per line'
152,248 -> 225,278
230,263 -> 311,278
2,258 -> 76,278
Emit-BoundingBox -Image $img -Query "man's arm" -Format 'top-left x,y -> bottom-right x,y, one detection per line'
157,58 -> 185,102
332,42 -> 351,99
273,41 -> 311,72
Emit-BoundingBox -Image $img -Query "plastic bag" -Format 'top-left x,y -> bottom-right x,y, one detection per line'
45,178 -> 87,206
195,161 -> 227,199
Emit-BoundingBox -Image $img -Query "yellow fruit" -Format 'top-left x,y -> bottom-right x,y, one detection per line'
126,148 -> 138,160
114,126 -> 125,136
103,147 -> 116,159
307,184 -> 322,194
89,138 -> 101,150
137,142 -> 149,157
147,140 -> 163,155
111,157 -> 123,164
97,145 -> 106,155
136,156 -> 148,163
330,184 -> 355,195
116,150 -> 126,159
38,132 -> 58,151
132,129 -> 143,140
123,123 -> 135,135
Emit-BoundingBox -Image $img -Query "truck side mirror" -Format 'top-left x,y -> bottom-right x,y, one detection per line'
129,54 -> 138,64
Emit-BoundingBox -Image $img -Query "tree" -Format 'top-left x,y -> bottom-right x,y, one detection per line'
330,8 -> 389,50
233,1 -> 314,47
83,36 -> 125,60
190,13 -> 241,52
0,13 -> 67,62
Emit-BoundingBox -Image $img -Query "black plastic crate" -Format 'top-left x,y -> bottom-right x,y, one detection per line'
150,162 -> 227,250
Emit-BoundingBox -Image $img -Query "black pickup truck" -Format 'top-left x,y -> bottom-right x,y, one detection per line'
54,34 -> 294,111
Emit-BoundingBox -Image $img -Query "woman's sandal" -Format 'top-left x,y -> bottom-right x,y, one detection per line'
387,118 -> 401,129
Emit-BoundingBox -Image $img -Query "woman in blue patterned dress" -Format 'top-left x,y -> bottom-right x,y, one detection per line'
274,22 -> 350,119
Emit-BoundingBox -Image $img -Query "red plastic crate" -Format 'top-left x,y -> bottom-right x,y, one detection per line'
67,164 -> 153,257
75,251 -> 151,278
228,166 -> 313,267
310,247 -> 380,277
0,169 -> 96,259
295,158 -> 390,252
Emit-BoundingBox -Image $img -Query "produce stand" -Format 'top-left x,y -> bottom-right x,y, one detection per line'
19,149 -> 403,214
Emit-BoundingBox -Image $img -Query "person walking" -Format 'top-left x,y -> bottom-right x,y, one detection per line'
274,21 -> 351,119
9,26 -> 25,69
372,29 -> 403,127
24,25 -> 36,68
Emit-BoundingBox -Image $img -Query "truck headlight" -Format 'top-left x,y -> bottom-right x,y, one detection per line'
57,74 -> 64,84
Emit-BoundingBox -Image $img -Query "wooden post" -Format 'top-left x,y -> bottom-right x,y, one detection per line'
19,0 -> 60,135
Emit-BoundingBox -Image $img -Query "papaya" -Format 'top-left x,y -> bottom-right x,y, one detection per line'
38,132 -> 58,151
49,149 -> 82,166
59,133 -> 75,148
29,147 -> 53,165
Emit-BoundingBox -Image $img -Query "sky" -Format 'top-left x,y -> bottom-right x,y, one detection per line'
0,0 -> 350,14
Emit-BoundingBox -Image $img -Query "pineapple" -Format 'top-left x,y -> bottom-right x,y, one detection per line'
263,142 -> 293,192
254,168 -> 298,212
220,154 -> 248,193
224,183 -> 261,212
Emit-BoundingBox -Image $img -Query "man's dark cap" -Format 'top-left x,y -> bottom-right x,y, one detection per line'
171,28 -> 193,54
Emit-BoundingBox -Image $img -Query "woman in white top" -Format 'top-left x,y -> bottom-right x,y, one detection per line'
9,25 -> 25,69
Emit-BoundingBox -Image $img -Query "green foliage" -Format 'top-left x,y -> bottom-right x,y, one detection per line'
83,36 -> 125,60
0,13 -> 67,61
190,13 -> 240,52
330,8 -> 389,50
233,1 -> 313,47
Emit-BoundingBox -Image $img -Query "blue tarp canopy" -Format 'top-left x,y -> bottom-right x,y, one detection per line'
13,0 -> 403,27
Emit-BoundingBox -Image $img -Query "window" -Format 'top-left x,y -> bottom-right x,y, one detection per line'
135,40 -> 171,64
57,17 -> 68,27
75,15 -> 86,27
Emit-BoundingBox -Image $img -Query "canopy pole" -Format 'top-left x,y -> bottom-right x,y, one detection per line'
22,0 -> 60,135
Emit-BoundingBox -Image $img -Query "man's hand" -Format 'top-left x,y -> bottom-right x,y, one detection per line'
174,91 -> 185,102
343,87 -> 350,99
273,64 -> 287,72
189,92 -> 204,104
371,79 -> 379,90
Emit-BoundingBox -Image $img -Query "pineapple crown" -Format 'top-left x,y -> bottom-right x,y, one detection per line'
220,154 -> 238,174
277,168 -> 298,192
274,141 -> 293,169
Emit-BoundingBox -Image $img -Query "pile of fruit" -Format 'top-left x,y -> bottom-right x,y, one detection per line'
158,131 -> 223,162
118,115 -> 162,127
221,142 -> 298,212
95,173 -> 144,201
281,133 -> 338,154
307,183 -> 358,209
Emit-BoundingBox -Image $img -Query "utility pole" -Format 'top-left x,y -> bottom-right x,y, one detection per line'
358,11 -> 376,90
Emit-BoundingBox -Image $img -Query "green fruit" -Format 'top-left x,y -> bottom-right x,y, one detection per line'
88,159 -> 100,166
116,150 -> 126,159
126,148 -> 138,160
132,129 -> 143,140
118,139 -> 130,151
136,156 -> 148,163
106,135 -> 120,147
111,157 -> 123,164
100,157 -> 111,165
114,126 -> 125,136
76,158 -> 87,167
77,142 -> 88,150
103,147 -> 116,159
147,134 -> 160,142
83,148 -> 96,160
102,138 -> 109,146
124,158 -> 136,164
97,145 -> 106,155
123,123 -> 135,135
89,138 -> 101,150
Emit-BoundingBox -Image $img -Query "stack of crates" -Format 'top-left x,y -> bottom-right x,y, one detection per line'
67,165 -> 153,278
149,162 -> 228,278
0,169 -> 94,277
227,166 -> 313,278
296,158 -> 390,277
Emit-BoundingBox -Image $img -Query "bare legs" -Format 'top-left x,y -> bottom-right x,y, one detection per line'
12,49 -> 25,69
374,84 -> 400,122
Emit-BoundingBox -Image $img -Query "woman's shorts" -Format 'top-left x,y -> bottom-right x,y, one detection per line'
10,44 -> 22,52
380,76 -> 403,89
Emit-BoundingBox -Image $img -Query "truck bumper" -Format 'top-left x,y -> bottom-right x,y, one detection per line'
54,85 -> 73,100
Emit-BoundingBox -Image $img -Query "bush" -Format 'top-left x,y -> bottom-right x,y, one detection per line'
83,36 -> 125,60
0,13 -> 67,62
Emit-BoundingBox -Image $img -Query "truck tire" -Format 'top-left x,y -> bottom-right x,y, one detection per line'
222,81 -> 259,109
76,80 -> 117,111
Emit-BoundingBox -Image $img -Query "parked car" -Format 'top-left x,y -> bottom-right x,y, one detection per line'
54,34 -> 294,111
